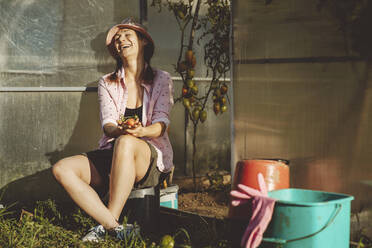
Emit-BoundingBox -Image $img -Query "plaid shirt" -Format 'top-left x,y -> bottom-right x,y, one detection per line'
97,67 -> 174,173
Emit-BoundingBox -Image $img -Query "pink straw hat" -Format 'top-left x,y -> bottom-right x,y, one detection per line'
106,17 -> 154,59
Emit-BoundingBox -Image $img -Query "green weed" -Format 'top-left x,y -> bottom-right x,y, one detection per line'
0,199 -> 147,247
0,199 -> 233,247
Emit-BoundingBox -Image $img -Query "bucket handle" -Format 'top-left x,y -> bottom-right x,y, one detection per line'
262,203 -> 342,245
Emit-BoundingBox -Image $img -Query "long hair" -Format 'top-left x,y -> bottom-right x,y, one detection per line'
109,31 -> 155,84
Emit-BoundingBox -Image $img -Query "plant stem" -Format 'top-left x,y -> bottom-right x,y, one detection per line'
192,122 -> 198,191
177,20 -> 191,72
184,108 -> 189,176
185,0 -> 201,190
201,70 -> 217,111
188,0 -> 202,50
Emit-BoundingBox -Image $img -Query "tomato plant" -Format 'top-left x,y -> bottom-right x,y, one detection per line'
151,0 -> 231,190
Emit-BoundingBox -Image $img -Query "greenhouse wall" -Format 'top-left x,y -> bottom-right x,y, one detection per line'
232,0 -> 372,237
0,0 -> 231,190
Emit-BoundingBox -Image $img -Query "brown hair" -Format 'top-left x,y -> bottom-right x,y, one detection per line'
109,31 -> 155,84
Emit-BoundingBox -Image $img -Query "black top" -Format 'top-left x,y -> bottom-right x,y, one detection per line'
124,105 -> 143,123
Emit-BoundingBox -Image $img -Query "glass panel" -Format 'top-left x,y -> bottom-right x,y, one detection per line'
0,0 -> 139,87
147,2 -> 218,78
232,2 -> 372,230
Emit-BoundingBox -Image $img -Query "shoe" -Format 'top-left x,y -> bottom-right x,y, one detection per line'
113,224 -> 141,241
81,225 -> 106,242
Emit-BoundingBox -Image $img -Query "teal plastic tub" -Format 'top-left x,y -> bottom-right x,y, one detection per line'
160,184 -> 179,209
260,188 -> 354,248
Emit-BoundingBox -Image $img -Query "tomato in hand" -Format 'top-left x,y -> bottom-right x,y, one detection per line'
126,118 -> 135,127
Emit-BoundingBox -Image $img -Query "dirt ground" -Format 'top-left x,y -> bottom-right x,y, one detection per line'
171,172 -> 232,218
177,174 -> 231,218
177,188 -> 230,218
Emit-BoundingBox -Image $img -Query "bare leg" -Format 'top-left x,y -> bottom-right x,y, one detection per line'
53,135 -> 151,229
52,155 -> 118,229
108,134 -> 151,220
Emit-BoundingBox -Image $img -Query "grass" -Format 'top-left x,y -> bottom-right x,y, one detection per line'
1,198 -> 369,248
0,199 -> 149,247
0,199 -> 231,248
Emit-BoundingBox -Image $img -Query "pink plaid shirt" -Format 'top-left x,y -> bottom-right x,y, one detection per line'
97,67 -> 174,173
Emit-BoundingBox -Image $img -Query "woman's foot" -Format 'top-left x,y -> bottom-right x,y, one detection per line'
113,224 -> 140,240
81,223 -> 140,242
81,225 -> 106,242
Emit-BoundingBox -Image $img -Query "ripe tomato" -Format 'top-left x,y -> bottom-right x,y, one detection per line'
182,87 -> 188,96
213,102 -> 221,115
185,50 -> 193,63
177,61 -> 188,72
126,118 -> 135,127
220,84 -> 228,94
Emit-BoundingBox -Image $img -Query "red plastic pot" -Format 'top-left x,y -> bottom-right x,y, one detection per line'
232,159 -> 290,191
228,159 -> 290,219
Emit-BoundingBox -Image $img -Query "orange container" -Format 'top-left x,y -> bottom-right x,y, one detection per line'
228,159 -> 290,219
232,159 -> 290,191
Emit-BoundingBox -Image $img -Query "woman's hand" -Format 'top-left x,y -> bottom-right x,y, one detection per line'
125,124 -> 146,137
124,122 -> 164,138
118,120 -> 141,131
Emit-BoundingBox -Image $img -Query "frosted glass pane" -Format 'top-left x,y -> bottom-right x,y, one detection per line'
0,0 -> 139,87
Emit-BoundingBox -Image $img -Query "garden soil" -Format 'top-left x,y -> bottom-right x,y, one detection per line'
172,173 -> 232,218
178,190 -> 229,218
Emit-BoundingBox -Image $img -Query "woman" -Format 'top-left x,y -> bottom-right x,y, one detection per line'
52,17 -> 174,242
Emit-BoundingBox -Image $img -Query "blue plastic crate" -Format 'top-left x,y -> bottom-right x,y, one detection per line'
160,184 -> 179,209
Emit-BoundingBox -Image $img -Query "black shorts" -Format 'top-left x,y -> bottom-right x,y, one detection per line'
83,140 -> 165,192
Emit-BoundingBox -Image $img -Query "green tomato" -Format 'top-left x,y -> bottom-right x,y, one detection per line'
221,104 -> 227,113
183,98 -> 190,109
187,69 -> 195,78
192,109 -> 200,121
177,10 -> 185,19
186,79 -> 195,88
160,235 -> 175,248
191,85 -> 198,95
200,110 -> 207,123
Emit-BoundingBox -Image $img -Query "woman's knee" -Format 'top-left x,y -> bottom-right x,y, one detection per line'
52,159 -> 69,182
52,157 -> 81,182
52,160 -> 64,181
114,135 -> 137,153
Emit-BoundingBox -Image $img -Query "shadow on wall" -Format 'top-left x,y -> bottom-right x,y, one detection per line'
0,32 -> 116,207
91,31 -> 115,75
291,58 -> 372,213
0,79 -> 101,207
45,31 -> 114,165
0,168 -> 72,208
0,1 -> 140,207
44,83 -> 101,166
